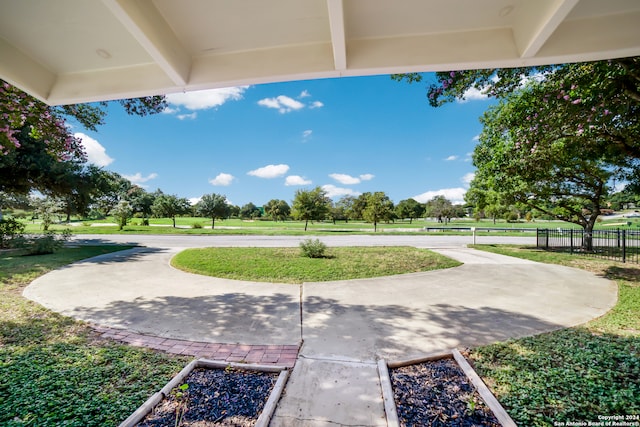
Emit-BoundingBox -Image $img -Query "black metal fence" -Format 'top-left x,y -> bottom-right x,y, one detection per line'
537,228 -> 640,263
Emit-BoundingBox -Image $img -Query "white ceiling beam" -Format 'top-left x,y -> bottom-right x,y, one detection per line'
102,0 -> 191,87
0,37 -> 56,103
513,0 -> 580,58
326,0 -> 347,71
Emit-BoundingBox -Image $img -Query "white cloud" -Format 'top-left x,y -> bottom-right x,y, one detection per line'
258,95 -> 305,113
413,188 -> 467,205
322,184 -> 361,199
457,86 -> 489,103
472,135 -> 480,142
209,173 -> 235,186
247,164 -> 290,178
162,106 -> 178,114
74,132 -> 113,167
122,172 -> 158,185
166,86 -> 248,110
462,172 -> 476,185
189,197 -> 202,205
310,101 -> 324,109
285,175 -> 312,186
330,173 -> 361,185
445,155 -> 458,161
299,90 -> 311,98
329,173 -> 375,185
302,130 -> 313,139
177,112 -> 197,120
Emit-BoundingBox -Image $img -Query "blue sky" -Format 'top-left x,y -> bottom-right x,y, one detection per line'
74,74 -> 493,207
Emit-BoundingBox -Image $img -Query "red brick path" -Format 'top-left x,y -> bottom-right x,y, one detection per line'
91,325 -> 299,368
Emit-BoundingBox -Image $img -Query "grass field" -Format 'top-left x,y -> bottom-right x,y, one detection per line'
16,212 -> 640,238
171,246 -> 461,283
1,241 -> 638,426
0,246 -> 190,427
470,244 -> 640,426
19,216 -> 577,237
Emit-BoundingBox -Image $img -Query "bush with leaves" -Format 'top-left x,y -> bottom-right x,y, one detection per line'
112,200 -> 133,230
0,217 -> 25,248
21,229 -> 71,255
299,238 -> 327,258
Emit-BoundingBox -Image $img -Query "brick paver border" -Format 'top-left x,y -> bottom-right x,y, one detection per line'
90,324 -> 299,368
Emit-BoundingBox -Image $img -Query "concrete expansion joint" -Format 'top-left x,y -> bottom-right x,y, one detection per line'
298,354 -> 377,366
272,415 -> 374,427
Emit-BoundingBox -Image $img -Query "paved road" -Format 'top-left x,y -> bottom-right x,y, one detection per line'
71,233 -> 535,249
24,234 -> 616,426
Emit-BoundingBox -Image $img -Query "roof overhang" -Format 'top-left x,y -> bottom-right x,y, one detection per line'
2,0 -> 640,105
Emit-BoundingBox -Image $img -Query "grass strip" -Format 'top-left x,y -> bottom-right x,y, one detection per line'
171,246 -> 461,284
470,244 -> 640,426
0,246 -> 190,427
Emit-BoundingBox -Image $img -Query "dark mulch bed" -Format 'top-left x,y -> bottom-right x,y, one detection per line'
391,358 -> 501,427
136,367 -> 278,427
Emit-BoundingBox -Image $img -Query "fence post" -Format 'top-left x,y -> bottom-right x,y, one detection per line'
570,228 -> 573,254
545,228 -> 549,249
617,229 -> 621,248
622,229 -> 626,263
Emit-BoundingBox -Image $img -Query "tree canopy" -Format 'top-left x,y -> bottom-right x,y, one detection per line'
1,80 -> 166,162
395,198 -> 425,224
362,192 -> 395,232
264,199 -> 291,222
1,79 -> 166,200
196,193 -> 230,229
152,194 -> 191,228
291,187 -> 331,231
395,56 -> 640,237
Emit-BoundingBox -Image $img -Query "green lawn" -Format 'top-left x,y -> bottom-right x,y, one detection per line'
469,244 -> 640,426
2,241 -> 638,426
20,216 -> 548,237
16,212 -> 640,237
0,246 -> 190,427
171,246 -> 461,283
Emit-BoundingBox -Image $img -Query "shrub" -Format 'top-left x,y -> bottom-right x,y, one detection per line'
21,229 -> 71,255
191,222 -> 203,229
0,218 -> 26,249
112,201 -> 133,231
299,238 -> 327,258
141,218 -> 150,226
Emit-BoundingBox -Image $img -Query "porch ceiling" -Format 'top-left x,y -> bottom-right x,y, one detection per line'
1,0 -> 639,105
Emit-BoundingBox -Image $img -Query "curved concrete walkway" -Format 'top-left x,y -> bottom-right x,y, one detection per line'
23,236 -> 617,426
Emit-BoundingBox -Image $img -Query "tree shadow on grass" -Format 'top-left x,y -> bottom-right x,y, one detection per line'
469,328 -> 640,425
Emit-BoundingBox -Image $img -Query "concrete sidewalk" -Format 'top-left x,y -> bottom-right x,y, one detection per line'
23,244 -> 617,426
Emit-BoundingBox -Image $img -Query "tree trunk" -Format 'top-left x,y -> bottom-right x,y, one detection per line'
304,219 -> 308,231
582,226 -> 594,251
212,216 -> 215,229
374,220 -> 377,232
172,217 -> 176,228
